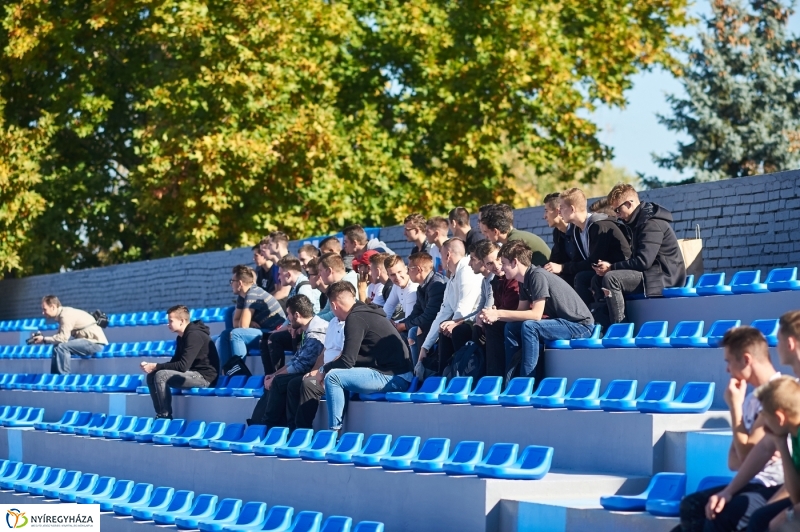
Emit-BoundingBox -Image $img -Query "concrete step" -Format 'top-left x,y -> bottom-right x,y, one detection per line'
0,354 -> 261,375
0,322 -> 226,346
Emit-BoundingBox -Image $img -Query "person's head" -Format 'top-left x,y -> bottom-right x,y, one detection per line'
327,281 -> 358,321
385,254 -> 410,288
474,239 -> 503,276
479,207 -> 513,242
607,184 -> 640,222
369,252 -> 390,284
297,244 -> 320,271
285,294 -> 315,329
266,231 -> 290,261
305,257 -> 324,291
468,243 -> 488,276
407,252 -> 433,284
448,207 -> 471,234
425,217 -> 450,246
318,236 -> 342,256
318,253 -> 346,288
403,213 -> 427,244
41,295 -> 62,318
720,326 -> 772,382
343,224 -> 368,256
590,198 -> 616,217
258,236 -> 272,262
351,250 -> 378,279
442,237 -> 467,273
277,256 -> 304,287
755,376 -> 800,436
778,310 -> 800,368
542,193 -> 563,228
558,188 -> 588,225
166,305 -> 191,334
252,245 -> 268,269
230,265 -> 256,294
497,240 -> 532,280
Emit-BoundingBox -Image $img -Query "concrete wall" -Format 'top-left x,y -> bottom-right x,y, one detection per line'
1,170 -> 799,320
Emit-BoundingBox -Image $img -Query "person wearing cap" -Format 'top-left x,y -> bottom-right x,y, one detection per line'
353,250 -> 381,303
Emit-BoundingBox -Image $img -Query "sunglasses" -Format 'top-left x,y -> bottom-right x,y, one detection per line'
614,200 -> 632,214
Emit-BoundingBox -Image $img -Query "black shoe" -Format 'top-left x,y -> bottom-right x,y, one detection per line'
155,413 -> 173,420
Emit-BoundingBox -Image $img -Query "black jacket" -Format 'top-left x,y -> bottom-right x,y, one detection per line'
156,321 -> 219,385
402,270 -> 447,333
323,302 -> 413,376
562,214 -> 632,276
549,228 -> 571,265
611,202 -> 686,297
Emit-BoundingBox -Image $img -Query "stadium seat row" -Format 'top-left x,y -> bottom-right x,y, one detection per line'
0,458 -> 383,531
0,373 -> 145,393
136,374 -> 266,397
0,340 -> 176,359
546,318 -> 778,350
663,267 -> 800,298
0,307 -> 227,332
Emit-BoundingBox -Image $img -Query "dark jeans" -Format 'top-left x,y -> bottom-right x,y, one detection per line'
286,374 -> 325,430
504,319 -> 593,378
250,373 -> 299,427
147,369 -> 209,417
600,269 -> 645,323
261,329 -> 296,375
747,497 -> 793,532
671,482 -> 781,532
482,322 -> 506,377
51,340 -> 105,374
573,270 -> 598,307
437,322 -> 476,373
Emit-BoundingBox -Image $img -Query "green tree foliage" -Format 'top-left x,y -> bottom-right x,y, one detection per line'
657,0 -> 800,181
0,0 -> 689,275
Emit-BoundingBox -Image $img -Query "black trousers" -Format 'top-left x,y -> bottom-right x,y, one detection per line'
573,270 -> 598,307
249,373 -> 300,427
261,329 -> 296,375
482,322 -> 506,377
747,497 -> 793,532
286,374 -> 325,430
436,322 -> 476,373
671,482 -> 782,532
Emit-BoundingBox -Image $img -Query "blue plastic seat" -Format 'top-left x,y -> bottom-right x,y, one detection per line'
135,418 -> 183,442
498,378 -> 537,406
194,423 -> 244,449
353,523 -> 384,532
662,275 -> 696,297
669,321 -> 707,348
601,323 -> 636,348
438,376 -> 473,404
16,467 -> 63,494
87,481 -> 141,511
287,512 -> 324,532
110,374 -> 145,392
535,378 -> 599,408
43,374 -> 68,391
11,465 -> 49,492
153,493 -> 218,525
1,407 -> 41,427
569,324 -> 604,349
211,424 -> 267,451
232,375 -> 266,397
602,380 -> 675,412
601,472 -> 686,511
320,516 -> 352,532
179,498 -> 242,530
237,426 -> 288,454
275,428 -> 316,458
42,469 -> 83,499
477,444 -> 554,480
155,420 -> 206,445
407,377 -> 449,403
638,382 -> 715,413
237,505 -> 294,532
696,475 -> 734,492
646,474 -> 689,516
199,501 -> 265,531
101,415 -> 138,438
0,406 -> 22,423
63,475 -> 114,502
57,473 -> 99,502
351,434 -> 393,466
567,379 -> 637,410
409,438 -> 451,473
297,430 -> 339,460
186,375 -> 230,396
0,463 -> 28,490
442,441 -> 485,475
360,377 -> 418,402
695,272 -> 732,296
634,321 -> 670,348
379,436 -> 422,470
115,486 -> 174,516
325,433 -> 366,464
63,412 -> 106,434
87,415 -> 122,437
215,375 -> 248,396
133,489 -> 193,521
706,320 -> 742,348
527,378 -> 567,407
766,267 -> 800,291
36,410 -> 77,431
752,319 -> 779,347
730,270 -> 768,294
118,417 -> 155,440
468,376 -> 504,405
64,374 -> 92,392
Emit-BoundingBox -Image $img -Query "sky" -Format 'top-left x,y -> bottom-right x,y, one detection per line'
594,1 -> 800,183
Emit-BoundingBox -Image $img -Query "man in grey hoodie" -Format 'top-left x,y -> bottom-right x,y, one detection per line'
343,224 -> 394,260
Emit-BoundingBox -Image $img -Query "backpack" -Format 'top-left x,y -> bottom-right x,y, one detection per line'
222,356 -> 252,378
91,310 -> 109,328
442,341 -> 485,381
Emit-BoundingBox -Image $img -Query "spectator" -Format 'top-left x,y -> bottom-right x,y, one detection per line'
417,238 -> 483,375
278,256 -> 320,312
248,295 -> 328,427
546,188 -> 631,306
449,207 -> 485,251
475,239 -> 520,377
253,244 -> 272,292
256,237 -> 277,294
319,236 -> 352,272
542,192 -> 573,285
320,281 -> 414,432
33,295 -> 109,375
353,250 -> 380,303
400,252 -> 447,364
593,184 -> 685,323
218,265 -> 285,368
343,224 -> 394,260
673,327 -> 782,532
383,254 -> 419,323
141,305 -> 219,420
264,231 -> 292,309
404,213 -> 431,256
316,252 -> 359,322
297,243 -> 320,273
480,241 -> 593,381
479,205 -> 551,267
425,216 -> 450,274
368,252 -> 393,308
590,197 -> 617,216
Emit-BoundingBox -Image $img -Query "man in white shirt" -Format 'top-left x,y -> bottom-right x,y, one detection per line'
383,255 -> 419,321
416,238 -> 483,377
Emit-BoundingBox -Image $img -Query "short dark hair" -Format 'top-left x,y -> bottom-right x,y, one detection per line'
443,237 -> 466,256
269,230 -> 290,246
408,252 -> 433,269
319,252 -> 346,272
480,207 -> 512,234
42,295 -> 61,307
278,255 -> 303,273
472,239 -> 498,260
448,207 -> 470,227
305,257 -> 320,275
232,264 -> 256,284
720,326 -> 770,362
426,216 -> 449,232
318,236 -> 342,253
251,244 -> 260,251
286,294 -> 315,318
497,240 -> 532,267
589,198 -> 615,216
298,243 -> 320,257
369,252 -> 390,269
543,193 -> 561,208
327,280 -> 357,301
343,224 -> 368,245
384,254 -> 405,270
167,305 -> 190,321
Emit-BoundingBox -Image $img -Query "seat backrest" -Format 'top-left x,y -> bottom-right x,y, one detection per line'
179,420 -> 205,437
696,475 -> 734,492
671,321 -> 704,338
566,379 -> 600,399
214,499 -> 243,520
130,483 -> 154,503
87,413 -> 106,427
518,446 -> 553,469
535,378 -> 566,397
448,441 -> 483,463
59,470 -> 82,488
215,375 -> 231,389
100,415 -> 120,429
504,378 -> 534,396
706,320 -> 741,337
309,430 -> 337,450
220,423 -> 246,442
148,418 -> 171,434
108,479 -> 133,498
443,376 -> 472,393
766,267 -> 798,283
243,375 -> 263,389
648,473 -> 687,501
751,319 -> 779,337
202,422 -> 226,438
262,427 -> 289,446
417,438 -> 449,460
236,502 -> 267,523
604,323 -> 634,339
226,375 -> 247,389
472,376 -> 502,395
93,476 -> 115,493
389,436 -> 420,457
75,473 -> 99,491
285,428 -> 314,447
70,412 -> 93,426
676,382 -> 714,404
164,419 -> 186,436
361,434 -> 392,454
639,381 -> 676,402
239,424 -> 267,442
730,270 -> 760,285
148,487 -> 175,507
168,490 -> 194,511
132,418 -> 154,432
482,443 -> 518,466
636,321 -> 669,339
190,494 -> 219,515
697,272 -> 724,287
418,376 -> 446,394
603,380 -> 637,400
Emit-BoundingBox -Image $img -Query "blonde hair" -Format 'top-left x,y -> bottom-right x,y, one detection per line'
559,188 -> 587,211
779,310 -> 800,341
607,183 -> 638,205
755,376 -> 800,418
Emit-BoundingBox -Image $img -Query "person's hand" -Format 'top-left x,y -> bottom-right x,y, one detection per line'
140,362 -> 157,374
593,261 -> 611,277
480,307 -> 500,325
394,321 -> 407,333
440,321 -> 457,336
304,369 -> 318,379
264,374 -> 275,391
315,370 -> 325,387
31,335 -> 44,345
414,361 -> 426,380
705,490 -> 732,520
724,378 -> 747,409
543,262 -> 562,274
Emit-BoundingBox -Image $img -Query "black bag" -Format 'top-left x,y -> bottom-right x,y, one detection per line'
91,310 -> 109,328
222,356 -> 252,378
443,341 -> 485,381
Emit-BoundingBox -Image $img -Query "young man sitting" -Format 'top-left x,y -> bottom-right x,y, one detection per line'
404,213 -> 431,256
383,255 -> 419,323
479,241 -> 594,382
263,231 -> 292,309
425,216 -> 450,274
316,252 -> 359,322
343,224 -> 394,260
399,252 -> 447,364
449,207 -> 485,251
297,243 -> 320,274
479,205 -> 551,267
141,305 -> 219,419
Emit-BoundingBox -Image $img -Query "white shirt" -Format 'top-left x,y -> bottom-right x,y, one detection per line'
368,283 -> 385,305
322,317 -> 346,364
422,256 -> 484,350
383,280 -> 418,320
430,245 -> 444,275
746,372 -> 785,487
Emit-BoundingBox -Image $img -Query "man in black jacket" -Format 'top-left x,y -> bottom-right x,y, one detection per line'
396,251 -> 447,364
593,184 -> 686,323
318,281 -> 414,431
141,305 -> 219,419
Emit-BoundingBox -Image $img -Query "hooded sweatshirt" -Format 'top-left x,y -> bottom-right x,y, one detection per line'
562,213 -> 631,276
156,320 -> 219,384
611,202 -> 686,297
322,302 -> 413,376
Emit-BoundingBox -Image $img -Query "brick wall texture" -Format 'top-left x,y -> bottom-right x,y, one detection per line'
1,170 -> 798,319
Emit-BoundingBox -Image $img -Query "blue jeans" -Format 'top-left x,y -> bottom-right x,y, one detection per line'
218,328 -> 264,368
223,306 -> 235,330
51,339 -> 105,374
325,369 -> 413,430
406,326 -> 421,365
504,319 -> 593,378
